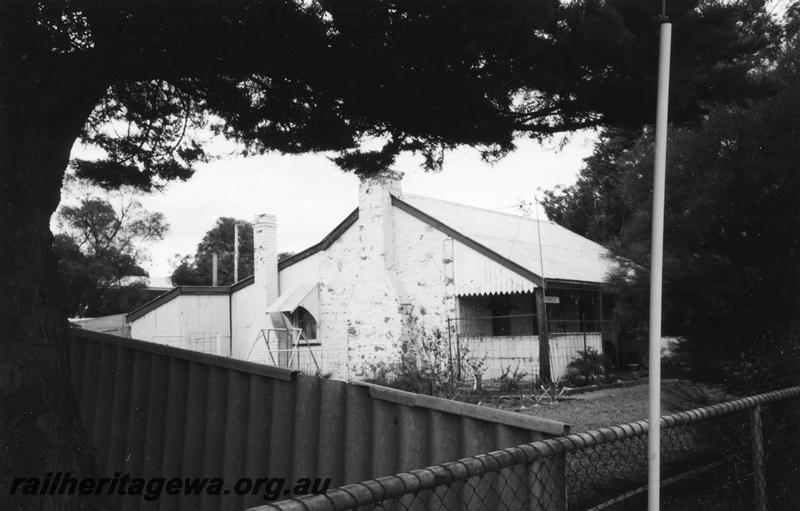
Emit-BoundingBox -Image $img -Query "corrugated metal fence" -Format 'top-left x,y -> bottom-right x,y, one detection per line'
69,328 -> 567,511
256,387 -> 800,511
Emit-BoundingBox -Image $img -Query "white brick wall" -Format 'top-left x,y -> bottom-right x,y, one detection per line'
315,173 -> 407,380
393,208 -> 452,336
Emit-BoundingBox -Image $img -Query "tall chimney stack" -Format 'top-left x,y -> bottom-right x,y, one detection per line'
253,214 -> 278,313
358,170 -> 403,271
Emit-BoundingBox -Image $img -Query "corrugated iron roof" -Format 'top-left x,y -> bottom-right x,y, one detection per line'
399,194 -> 616,286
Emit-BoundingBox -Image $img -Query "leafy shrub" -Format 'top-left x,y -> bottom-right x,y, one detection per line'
564,348 -> 610,387
365,315 -> 485,398
366,356 -> 430,394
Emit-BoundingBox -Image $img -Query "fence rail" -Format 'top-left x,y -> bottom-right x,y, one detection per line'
256,385 -> 800,511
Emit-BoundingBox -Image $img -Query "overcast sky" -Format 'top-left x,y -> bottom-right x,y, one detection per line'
63,130 -> 598,282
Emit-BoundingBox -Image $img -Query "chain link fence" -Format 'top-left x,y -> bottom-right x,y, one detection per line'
254,386 -> 800,511
150,332 -> 230,355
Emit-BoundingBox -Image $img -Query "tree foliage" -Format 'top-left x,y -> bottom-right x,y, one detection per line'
544,8 -> 800,380
5,0 -> 780,191
170,218 -> 254,286
542,127 -> 641,246
54,181 -> 168,316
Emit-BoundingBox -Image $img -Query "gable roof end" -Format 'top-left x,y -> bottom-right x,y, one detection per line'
126,275 -> 255,323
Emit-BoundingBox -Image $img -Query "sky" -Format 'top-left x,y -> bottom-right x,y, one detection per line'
63,130 -> 599,283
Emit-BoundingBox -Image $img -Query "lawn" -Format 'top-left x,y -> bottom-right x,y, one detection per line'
473,380 -> 724,432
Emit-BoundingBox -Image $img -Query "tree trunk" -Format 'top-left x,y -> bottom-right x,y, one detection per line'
0,76 -> 106,510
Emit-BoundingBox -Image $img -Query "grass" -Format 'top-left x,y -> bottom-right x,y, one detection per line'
473,380 -> 724,432
524,384 -> 653,432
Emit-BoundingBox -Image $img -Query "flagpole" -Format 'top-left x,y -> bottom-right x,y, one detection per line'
648,19 -> 672,511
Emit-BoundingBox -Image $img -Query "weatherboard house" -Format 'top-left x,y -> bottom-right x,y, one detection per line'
126,171 -> 618,381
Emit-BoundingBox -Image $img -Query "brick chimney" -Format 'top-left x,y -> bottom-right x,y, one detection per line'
253,213 -> 278,313
357,169 -> 403,271
334,170 -> 409,377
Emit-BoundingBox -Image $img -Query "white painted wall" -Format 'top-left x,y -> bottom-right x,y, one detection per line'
130,298 -> 181,342
279,252 -> 320,292
393,207 -> 451,334
231,283 -> 261,360
130,294 -> 231,355
316,214 -> 380,380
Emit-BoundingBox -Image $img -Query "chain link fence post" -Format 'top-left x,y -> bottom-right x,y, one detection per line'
750,404 -> 767,511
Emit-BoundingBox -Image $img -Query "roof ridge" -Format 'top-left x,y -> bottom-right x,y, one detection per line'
401,193 -> 553,224
402,193 -> 611,252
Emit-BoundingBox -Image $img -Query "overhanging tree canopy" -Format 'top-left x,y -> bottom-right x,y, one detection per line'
541,4 -> 800,382
0,1 -> 780,509
3,0 -> 778,188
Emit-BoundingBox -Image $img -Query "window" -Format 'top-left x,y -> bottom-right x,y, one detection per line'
490,295 -> 512,336
290,306 -> 317,343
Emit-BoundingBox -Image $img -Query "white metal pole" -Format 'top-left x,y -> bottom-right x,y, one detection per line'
212,253 -> 219,287
648,21 -> 672,511
234,223 -> 240,283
